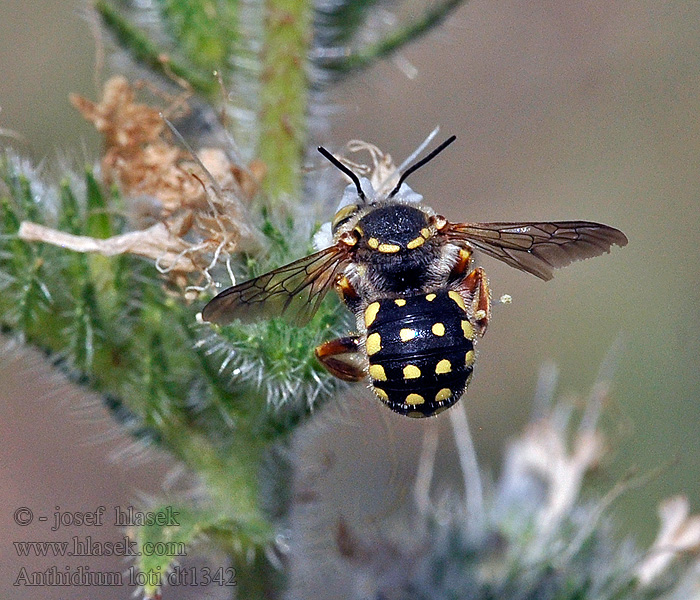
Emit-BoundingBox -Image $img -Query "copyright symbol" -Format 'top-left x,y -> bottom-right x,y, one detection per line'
14,507 -> 33,526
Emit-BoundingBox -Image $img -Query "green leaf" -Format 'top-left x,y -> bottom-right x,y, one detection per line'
58,179 -> 82,235
85,168 -> 113,239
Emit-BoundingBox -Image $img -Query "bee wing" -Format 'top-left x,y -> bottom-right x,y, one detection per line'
446,220 -> 628,281
201,245 -> 350,326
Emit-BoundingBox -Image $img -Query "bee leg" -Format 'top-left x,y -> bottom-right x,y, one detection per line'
462,267 -> 491,337
315,336 -> 366,382
335,274 -> 361,312
448,247 -> 473,282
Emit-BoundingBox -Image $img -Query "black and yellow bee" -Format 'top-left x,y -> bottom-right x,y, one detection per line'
202,136 -> 627,418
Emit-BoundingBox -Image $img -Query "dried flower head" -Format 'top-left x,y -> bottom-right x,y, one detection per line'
20,77 -> 265,294
636,495 -> 700,586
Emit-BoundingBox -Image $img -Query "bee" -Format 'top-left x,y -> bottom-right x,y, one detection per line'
201,136 -> 627,418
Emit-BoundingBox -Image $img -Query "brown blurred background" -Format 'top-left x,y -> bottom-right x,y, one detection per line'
1,0 -> 699,598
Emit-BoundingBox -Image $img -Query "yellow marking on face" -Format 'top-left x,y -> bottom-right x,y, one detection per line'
435,388 -> 452,402
403,364 -> 421,379
461,320 -> 474,339
465,350 -> 475,367
405,393 -> 425,405
435,359 -> 452,375
368,237 -> 379,249
364,302 -> 380,327
425,293 -> 437,302
406,236 -> 425,249
378,242 -> 401,253
448,290 -> 467,311
400,328 -> 417,342
366,332 -> 382,355
420,227 -> 431,239
369,364 -> 387,381
374,387 -> 389,401
394,298 -> 407,307
431,322 -> 445,336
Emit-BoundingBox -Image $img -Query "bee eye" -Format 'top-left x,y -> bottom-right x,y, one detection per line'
332,204 -> 359,231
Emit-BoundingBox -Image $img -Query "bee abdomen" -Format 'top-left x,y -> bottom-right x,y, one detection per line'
363,290 -> 476,418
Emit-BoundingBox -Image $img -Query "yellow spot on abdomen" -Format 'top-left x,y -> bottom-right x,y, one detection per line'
435,359 -> 452,374
406,236 -> 425,249
406,393 -> 425,405
400,328 -> 417,342
420,227 -> 431,239
465,350 -> 475,367
369,364 -> 387,381
403,364 -> 421,379
394,298 -> 406,307
366,332 -> 382,355
368,237 -> 379,249
378,242 -> 401,253
431,322 -> 445,336
461,320 -> 474,339
374,387 -> 389,401
425,293 -> 436,301
435,388 -> 452,402
448,290 -> 467,311
364,302 -> 380,327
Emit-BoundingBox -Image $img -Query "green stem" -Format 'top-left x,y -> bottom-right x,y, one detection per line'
95,0 -> 218,97
319,0 -> 467,74
258,0 -> 312,204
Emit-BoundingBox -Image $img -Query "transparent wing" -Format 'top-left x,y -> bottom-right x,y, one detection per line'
201,245 -> 350,326
446,220 -> 628,281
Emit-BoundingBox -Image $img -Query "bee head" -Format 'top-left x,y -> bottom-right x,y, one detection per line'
354,204 -> 432,254
320,135 -> 456,238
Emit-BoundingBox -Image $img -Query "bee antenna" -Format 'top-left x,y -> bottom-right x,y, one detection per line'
318,146 -> 366,201
389,135 -> 457,198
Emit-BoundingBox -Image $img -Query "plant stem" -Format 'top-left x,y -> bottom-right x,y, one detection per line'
258,0 -> 312,205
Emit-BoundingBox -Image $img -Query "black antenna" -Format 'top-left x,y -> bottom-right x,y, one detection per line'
389,135 -> 457,198
318,146 -> 366,201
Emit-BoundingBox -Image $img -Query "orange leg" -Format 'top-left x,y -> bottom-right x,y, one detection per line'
315,336 -> 366,382
450,247 -> 473,279
335,274 -> 361,312
461,267 -> 491,337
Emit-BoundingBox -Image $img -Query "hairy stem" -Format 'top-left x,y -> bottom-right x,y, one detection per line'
258,0 -> 312,204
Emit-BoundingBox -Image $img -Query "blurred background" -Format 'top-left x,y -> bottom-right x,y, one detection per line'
1,0 -> 699,598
